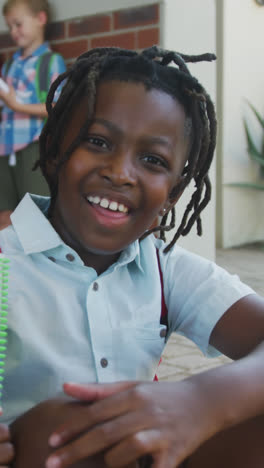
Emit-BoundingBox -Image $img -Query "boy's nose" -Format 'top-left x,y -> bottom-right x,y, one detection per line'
99,152 -> 137,187
10,26 -> 17,38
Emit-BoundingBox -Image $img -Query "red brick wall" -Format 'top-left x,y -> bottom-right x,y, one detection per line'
0,3 -> 160,68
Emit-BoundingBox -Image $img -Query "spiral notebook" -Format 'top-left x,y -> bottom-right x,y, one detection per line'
0,249 -> 9,401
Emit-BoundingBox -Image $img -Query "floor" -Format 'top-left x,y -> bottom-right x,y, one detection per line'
158,243 -> 264,381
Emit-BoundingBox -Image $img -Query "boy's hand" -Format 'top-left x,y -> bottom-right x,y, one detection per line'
10,396 -> 137,468
0,423 -> 14,467
46,380 -> 218,468
0,85 -> 19,112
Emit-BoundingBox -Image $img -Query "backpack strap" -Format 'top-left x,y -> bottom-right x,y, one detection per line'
35,51 -> 58,103
3,57 -> 13,78
3,52 -> 55,103
156,248 -> 168,327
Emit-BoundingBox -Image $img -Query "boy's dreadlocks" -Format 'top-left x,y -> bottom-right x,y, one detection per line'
37,46 -> 217,253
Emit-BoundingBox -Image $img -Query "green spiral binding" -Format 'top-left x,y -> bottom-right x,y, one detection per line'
0,254 -> 9,400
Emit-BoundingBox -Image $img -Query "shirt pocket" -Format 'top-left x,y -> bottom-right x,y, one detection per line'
111,325 -> 167,381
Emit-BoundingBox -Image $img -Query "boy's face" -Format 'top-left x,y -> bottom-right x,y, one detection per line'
5,3 -> 45,51
50,81 -> 189,263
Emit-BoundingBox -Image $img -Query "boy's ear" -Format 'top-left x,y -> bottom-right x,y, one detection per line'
158,178 -> 185,216
37,11 -> 48,27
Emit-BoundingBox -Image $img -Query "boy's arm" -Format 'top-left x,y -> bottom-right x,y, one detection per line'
12,102 -> 47,118
0,54 -> 66,118
203,293 -> 264,427
14,102 -> 47,118
0,87 -> 47,118
45,294 -> 264,468
209,293 -> 264,359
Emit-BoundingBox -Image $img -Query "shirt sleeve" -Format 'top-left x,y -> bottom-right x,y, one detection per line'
48,53 -> 66,101
158,242 -> 255,357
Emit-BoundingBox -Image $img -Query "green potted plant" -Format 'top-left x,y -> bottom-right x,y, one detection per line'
229,101 -> 264,190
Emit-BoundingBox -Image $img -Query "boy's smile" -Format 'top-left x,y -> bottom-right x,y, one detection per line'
86,195 -> 129,227
50,80 -> 189,272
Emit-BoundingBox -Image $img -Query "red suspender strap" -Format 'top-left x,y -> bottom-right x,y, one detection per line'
154,249 -> 168,382
156,248 -> 168,327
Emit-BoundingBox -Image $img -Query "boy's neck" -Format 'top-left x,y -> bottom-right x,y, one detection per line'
21,36 -> 45,58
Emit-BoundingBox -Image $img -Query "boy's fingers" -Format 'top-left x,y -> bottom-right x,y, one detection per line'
0,425 -> 10,442
106,432 -> 179,468
105,431 -> 163,467
49,388 -> 137,448
0,442 -> 15,464
63,381 -> 136,401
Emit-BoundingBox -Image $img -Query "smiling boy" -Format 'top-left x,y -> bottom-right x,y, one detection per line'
0,47 -> 264,468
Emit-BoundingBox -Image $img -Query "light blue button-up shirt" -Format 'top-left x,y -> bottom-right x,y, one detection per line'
0,194 -> 254,424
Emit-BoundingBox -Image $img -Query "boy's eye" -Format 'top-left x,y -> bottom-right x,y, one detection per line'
141,154 -> 168,169
86,136 -> 109,149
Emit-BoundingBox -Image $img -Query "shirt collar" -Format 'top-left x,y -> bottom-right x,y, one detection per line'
11,193 -> 62,254
13,42 -> 50,60
10,194 -> 144,272
117,240 -> 143,272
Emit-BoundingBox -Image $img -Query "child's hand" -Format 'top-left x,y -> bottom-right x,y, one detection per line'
0,85 -> 19,112
46,380 -> 219,468
0,423 -> 14,467
10,397 -> 137,468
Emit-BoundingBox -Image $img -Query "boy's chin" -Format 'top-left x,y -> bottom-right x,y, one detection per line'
15,38 -> 27,48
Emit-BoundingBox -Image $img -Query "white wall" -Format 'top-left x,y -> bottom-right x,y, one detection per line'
220,0 -> 264,247
162,0 -> 217,260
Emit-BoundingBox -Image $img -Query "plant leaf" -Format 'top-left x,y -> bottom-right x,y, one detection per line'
247,100 -> 264,130
243,119 -> 264,166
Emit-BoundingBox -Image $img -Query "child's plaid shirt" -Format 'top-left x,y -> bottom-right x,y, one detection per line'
0,42 -> 66,157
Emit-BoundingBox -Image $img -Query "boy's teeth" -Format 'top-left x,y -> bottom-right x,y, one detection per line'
119,204 -> 127,213
109,201 -> 118,211
93,196 -> 100,204
100,198 -> 109,209
87,196 -> 128,213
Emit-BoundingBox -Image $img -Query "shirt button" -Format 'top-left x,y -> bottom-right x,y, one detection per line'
92,282 -> 99,291
100,358 -> 108,368
66,253 -> 75,262
160,328 -> 167,338
48,256 -> 56,263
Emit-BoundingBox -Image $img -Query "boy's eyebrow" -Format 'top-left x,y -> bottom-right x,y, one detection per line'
92,118 -> 174,150
93,118 -> 123,138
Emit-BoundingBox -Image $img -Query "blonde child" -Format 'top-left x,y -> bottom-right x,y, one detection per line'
0,0 -> 66,229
